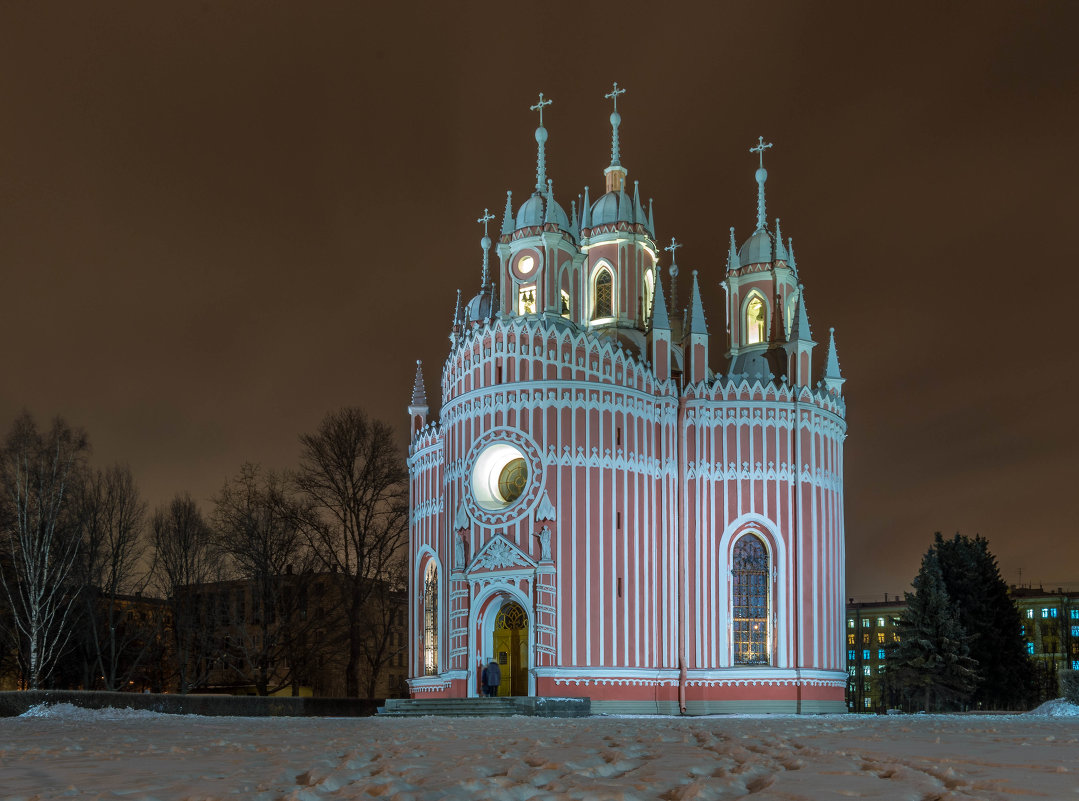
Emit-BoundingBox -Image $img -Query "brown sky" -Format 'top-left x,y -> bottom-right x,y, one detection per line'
1,3 -> 1076,600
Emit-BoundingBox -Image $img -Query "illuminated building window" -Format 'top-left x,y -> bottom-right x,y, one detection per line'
862,649 -> 870,661
863,634 -> 870,645
746,295 -> 766,344
593,269 -> 613,319
423,562 -> 439,676
878,649 -> 886,660
1073,661 -> 1079,670
878,665 -> 886,674
1042,608 -> 1049,618
862,619 -> 871,628
732,533 -> 770,665
847,634 -> 855,646
518,287 -> 537,315
1026,609 -> 1034,619
848,666 -> 856,676
1050,608 -> 1059,618
877,632 -> 885,644
1026,642 -> 1035,655
1071,626 -> 1079,638
560,290 -> 571,318
847,619 -> 854,629
643,268 -> 654,320
848,649 -> 855,661
876,617 -> 885,627
864,697 -> 872,708
1071,610 -> 1079,620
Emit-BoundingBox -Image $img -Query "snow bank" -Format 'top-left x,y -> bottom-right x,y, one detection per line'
1026,698 -> 1079,717
20,702 -> 170,721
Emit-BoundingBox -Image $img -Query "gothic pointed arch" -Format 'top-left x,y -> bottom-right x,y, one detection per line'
742,290 -> 769,346
423,560 -> 440,675
731,531 -> 772,665
591,261 -> 615,320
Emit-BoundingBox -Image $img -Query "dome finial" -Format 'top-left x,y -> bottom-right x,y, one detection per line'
477,208 -> 494,286
665,236 -> 682,312
605,81 -> 626,168
530,92 -> 553,193
750,136 -> 773,232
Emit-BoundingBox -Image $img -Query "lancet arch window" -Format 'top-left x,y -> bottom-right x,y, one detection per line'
643,268 -> 655,322
593,267 -> 614,320
423,561 -> 439,675
732,533 -> 771,665
745,293 -> 767,346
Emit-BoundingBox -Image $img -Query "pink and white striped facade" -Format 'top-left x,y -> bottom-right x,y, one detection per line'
407,102 -> 848,714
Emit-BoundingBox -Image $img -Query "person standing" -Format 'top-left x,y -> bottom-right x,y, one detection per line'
487,660 -> 501,697
480,664 -> 489,698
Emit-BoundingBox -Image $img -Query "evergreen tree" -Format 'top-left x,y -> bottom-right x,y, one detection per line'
890,549 -> 978,711
933,532 -> 1036,709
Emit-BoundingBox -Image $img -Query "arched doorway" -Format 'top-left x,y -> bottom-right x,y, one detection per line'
492,601 -> 528,696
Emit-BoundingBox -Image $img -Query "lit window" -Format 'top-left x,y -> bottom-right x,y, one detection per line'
1027,609 -> 1034,619
593,269 -> 613,319
862,649 -> 870,661
560,290 -> 571,318
877,633 -> 885,644
863,634 -> 870,645
1073,660 -> 1079,670
518,287 -> 537,315
423,562 -> 439,676
847,634 -> 855,646
1072,626 -> 1079,638
746,296 -> 766,344
878,649 -> 886,660
1042,608 -> 1050,618
848,666 -> 856,676
878,664 -> 886,674
864,697 -> 872,708
517,255 -> 535,275
863,666 -> 871,676
1071,610 -> 1079,620
848,619 -> 855,629
848,650 -> 856,661
1026,642 -> 1035,655
862,619 -> 871,628
1051,608 -> 1059,618
876,618 -> 885,627
732,534 -> 770,665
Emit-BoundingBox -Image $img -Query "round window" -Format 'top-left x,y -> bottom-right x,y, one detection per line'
472,443 -> 529,510
517,255 -> 535,275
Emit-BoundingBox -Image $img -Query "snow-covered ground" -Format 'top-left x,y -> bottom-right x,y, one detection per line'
2,703 -> 1077,800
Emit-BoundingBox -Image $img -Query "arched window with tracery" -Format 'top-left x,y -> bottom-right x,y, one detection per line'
732,534 -> 770,665
593,268 -> 613,319
423,561 -> 439,675
746,295 -> 766,345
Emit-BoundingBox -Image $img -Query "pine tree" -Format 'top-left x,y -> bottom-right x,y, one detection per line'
890,549 -> 978,711
933,533 -> 1036,709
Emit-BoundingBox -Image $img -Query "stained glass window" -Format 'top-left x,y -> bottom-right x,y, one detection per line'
732,534 -> 769,665
594,270 -> 613,319
423,562 -> 438,675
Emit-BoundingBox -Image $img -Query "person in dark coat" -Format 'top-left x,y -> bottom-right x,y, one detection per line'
480,664 -> 489,698
487,660 -> 502,696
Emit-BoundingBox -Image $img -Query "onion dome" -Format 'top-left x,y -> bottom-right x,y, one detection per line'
738,228 -> 776,266
464,285 -> 497,322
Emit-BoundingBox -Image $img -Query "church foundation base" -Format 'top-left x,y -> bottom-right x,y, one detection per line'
590,699 -> 846,715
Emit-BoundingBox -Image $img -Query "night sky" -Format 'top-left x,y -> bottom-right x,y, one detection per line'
1,3 -> 1076,600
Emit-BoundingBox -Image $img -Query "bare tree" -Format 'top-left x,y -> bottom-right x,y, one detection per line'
150,493 -> 218,693
75,464 -> 152,691
212,463 -> 319,695
0,413 -> 89,689
356,555 -> 408,699
293,408 -> 408,698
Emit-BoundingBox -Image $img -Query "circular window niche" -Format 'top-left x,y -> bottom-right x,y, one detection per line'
472,443 -> 529,511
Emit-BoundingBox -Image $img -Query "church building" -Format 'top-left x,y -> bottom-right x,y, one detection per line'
406,87 -> 848,713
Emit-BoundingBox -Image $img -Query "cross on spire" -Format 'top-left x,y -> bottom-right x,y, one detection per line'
750,136 -> 773,169
530,92 -> 552,127
605,82 -> 625,112
664,236 -> 682,263
477,208 -> 495,237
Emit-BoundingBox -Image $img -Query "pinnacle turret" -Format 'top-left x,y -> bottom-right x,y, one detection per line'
650,265 -> 670,332
410,360 -> 427,407
688,270 -> 708,335
824,328 -> 844,382
500,191 -> 514,236
727,227 -> 740,272
788,284 -> 813,343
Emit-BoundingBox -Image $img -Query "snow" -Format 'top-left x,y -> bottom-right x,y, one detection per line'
2,704 -> 1078,800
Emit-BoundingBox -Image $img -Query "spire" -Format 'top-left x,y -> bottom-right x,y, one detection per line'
665,237 -> 682,313
650,264 -> 670,332
410,360 -> 427,407
581,185 -> 592,229
617,182 -> 631,222
501,190 -> 514,236
477,207 -> 494,286
787,237 -> 797,273
544,179 -> 556,224
823,327 -> 846,395
605,82 -> 625,167
633,180 -> 646,225
530,92 -> 553,194
774,218 -> 788,261
647,198 -> 655,236
750,136 -> 773,232
569,199 -> 578,239
451,289 -> 462,331
789,283 -> 813,343
688,270 -> 708,335
727,227 -> 740,272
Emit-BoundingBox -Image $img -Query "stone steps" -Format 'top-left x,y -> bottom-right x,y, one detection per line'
379,696 -> 590,718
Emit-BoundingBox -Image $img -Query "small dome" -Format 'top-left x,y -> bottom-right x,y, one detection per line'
464,286 -> 497,323
738,229 -> 775,266
590,191 -> 622,227
516,194 -> 545,229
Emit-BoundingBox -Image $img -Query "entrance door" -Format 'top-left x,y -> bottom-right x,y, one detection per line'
492,602 -> 528,696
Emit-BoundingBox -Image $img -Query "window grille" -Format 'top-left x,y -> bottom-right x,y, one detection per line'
594,271 -> 613,318
423,563 -> 438,676
732,534 -> 769,665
